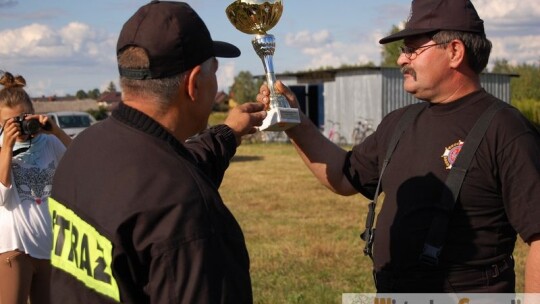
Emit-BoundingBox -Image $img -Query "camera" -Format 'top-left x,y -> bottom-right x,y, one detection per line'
13,116 -> 42,136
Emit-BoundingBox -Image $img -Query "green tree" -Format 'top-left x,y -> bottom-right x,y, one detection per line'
87,88 -> 101,100
339,62 -> 376,68
229,71 -> 263,104
491,59 -> 513,74
492,59 -> 540,126
381,25 -> 402,67
510,63 -> 540,101
76,90 -> 88,99
106,81 -> 117,93
492,59 -> 540,101
87,106 -> 109,121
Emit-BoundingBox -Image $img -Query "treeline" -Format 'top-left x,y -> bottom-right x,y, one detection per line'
76,88 -> 101,100
492,59 -> 540,126
75,81 -> 118,100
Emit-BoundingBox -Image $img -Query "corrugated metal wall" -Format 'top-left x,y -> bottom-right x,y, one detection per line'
324,70 -> 382,144
381,67 -> 420,116
381,68 -> 512,117
479,73 -> 512,103
281,67 -> 513,145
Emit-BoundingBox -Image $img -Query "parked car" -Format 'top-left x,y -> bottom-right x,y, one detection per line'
46,111 -> 97,137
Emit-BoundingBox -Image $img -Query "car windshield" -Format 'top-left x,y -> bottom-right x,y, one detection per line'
57,115 -> 92,128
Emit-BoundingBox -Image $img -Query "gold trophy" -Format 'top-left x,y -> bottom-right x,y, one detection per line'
226,0 -> 300,131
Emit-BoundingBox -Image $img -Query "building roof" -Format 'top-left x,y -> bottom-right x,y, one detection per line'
272,66 -> 519,83
99,91 -> 122,104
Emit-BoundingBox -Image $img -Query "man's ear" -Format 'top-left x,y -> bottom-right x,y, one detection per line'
448,39 -> 466,69
186,65 -> 202,101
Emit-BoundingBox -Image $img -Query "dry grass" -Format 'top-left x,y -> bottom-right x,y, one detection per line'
219,143 -> 527,304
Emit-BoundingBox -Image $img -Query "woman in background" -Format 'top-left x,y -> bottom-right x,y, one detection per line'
0,71 -> 71,304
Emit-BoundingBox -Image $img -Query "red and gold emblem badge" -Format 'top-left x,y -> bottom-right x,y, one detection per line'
441,140 -> 464,169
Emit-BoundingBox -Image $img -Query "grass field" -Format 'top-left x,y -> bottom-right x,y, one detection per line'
219,142 -> 528,304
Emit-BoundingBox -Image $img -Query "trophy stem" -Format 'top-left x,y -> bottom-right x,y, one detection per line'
252,34 -> 289,109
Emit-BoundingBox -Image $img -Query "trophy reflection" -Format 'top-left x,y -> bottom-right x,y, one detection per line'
226,0 -> 300,131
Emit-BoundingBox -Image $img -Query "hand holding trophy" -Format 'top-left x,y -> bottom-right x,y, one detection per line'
226,0 -> 300,131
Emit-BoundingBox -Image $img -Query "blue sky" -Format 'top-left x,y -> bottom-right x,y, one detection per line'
1,0 -> 539,97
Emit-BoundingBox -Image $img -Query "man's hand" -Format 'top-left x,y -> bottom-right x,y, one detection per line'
224,102 -> 267,146
256,80 -> 300,110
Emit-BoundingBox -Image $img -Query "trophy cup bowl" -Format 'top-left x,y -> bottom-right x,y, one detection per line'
226,0 -> 300,132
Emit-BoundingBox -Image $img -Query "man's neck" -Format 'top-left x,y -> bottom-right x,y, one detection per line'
123,98 -> 189,142
432,71 -> 482,104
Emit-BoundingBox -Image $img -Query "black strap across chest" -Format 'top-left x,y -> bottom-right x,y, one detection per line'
360,102 -> 426,258
361,100 -> 508,266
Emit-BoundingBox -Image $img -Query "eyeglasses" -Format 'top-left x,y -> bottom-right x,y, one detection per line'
399,42 -> 447,60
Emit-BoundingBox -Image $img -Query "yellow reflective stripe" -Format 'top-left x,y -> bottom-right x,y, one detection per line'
49,198 -> 120,302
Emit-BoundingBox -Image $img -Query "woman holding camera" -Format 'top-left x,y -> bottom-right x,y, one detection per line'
0,71 -> 71,304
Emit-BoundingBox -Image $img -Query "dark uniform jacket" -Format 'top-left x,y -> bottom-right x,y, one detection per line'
49,103 -> 252,303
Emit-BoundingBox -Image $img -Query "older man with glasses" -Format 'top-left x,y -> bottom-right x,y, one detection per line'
258,0 -> 540,293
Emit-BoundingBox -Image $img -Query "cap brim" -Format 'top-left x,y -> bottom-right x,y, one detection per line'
213,41 -> 241,58
379,28 -> 439,44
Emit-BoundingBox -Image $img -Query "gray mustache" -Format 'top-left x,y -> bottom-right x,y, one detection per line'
401,66 -> 416,79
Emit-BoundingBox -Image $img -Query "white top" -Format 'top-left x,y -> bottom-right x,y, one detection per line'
0,134 -> 66,259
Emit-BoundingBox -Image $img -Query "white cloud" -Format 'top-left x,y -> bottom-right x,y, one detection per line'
2,0 -> 538,96
0,22 -> 117,96
60,22 -> 93,52
490,35 -> 540,66
32,78 -> 53,97
474,0 -> 540,66
304,43 -> 376,69
280,1 -> 540,73
476,0 -> 540,24
217,61 -> 237,92
0,22 -> 115,63
284,29 -> 381,70
0,24 -> 56,57
285,30 -> 333,48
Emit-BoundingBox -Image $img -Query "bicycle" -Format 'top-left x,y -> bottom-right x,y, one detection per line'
242,130 -> 265,144
325,120 -> 347,146
351,118 -> 374,145
261,130 -> 289,143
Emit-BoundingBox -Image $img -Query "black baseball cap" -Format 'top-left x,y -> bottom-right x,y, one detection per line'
117,0 -> 241,80
379,0 -> 485,44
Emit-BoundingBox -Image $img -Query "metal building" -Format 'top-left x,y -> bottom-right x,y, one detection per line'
278,67 -> 516,145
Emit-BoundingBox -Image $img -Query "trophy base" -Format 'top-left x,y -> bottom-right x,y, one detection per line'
258,107 -> 300,131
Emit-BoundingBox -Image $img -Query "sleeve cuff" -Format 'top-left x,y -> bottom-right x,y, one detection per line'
0,182 -> 14,207
209,124 -> 237,150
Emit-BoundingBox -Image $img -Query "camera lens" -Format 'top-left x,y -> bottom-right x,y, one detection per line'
21,119 -> 41,135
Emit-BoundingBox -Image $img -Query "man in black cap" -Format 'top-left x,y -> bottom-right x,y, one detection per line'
49,1 -> 266,303
258,0 -> 540,293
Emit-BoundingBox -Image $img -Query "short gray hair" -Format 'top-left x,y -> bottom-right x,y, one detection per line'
432,31 -> 492,74
118,46 -> 183,105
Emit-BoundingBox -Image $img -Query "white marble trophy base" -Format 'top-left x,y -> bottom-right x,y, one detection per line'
258,107 -> 301,131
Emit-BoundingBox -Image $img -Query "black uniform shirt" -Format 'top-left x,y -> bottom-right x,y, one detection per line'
345,90 -> 540,272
